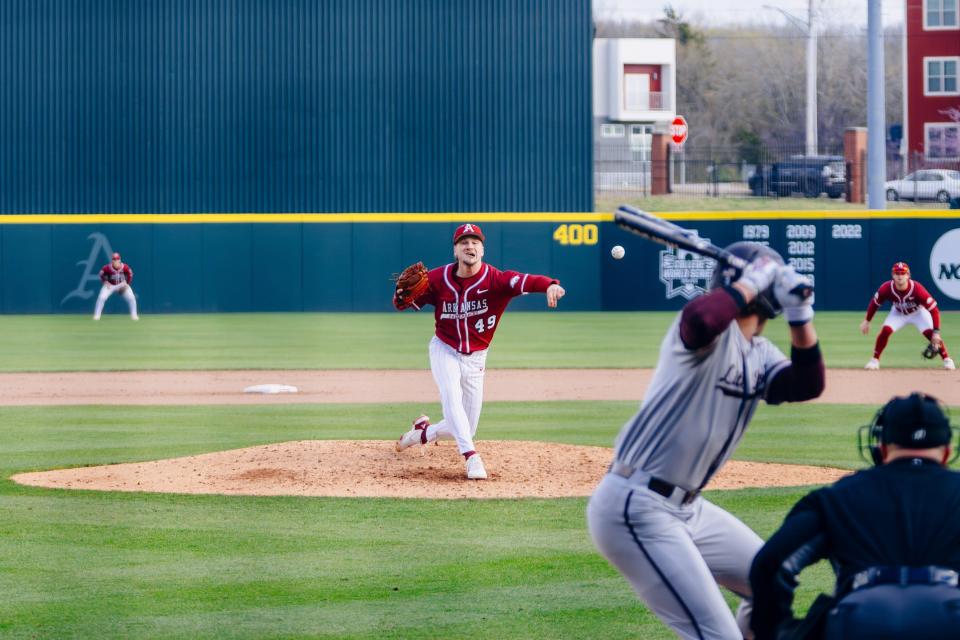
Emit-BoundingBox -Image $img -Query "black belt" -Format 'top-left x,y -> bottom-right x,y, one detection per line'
647,476 -> 700,505
849,566 -> 959,592
610,462 -> 700,506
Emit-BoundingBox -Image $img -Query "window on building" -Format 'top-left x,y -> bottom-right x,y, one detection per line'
623,72 -> 650,111
926,123 -> 960,159
600,123 -> 625,138
925,0 -> 959,28
925,57 -> 959,94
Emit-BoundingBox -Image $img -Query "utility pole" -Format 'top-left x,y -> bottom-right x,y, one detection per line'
867,0 -> 886,209
805,0 -> 818,156
763,2 -> 818,155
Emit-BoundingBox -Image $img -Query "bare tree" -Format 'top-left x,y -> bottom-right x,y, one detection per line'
593,9 -> 904,157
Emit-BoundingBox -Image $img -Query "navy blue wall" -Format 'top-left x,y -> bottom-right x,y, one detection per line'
3,216 -> 959,314
0,0 -> 592,214
17,220 -> 602,314
603,218 -> 960,312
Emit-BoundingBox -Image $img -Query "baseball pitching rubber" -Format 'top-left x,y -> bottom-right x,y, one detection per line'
611,245 -> 625,260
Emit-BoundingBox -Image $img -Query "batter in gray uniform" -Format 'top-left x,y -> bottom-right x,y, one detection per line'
587,243 -> 825,640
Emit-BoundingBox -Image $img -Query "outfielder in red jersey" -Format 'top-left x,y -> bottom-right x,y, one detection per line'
861,261 -> 953,370
93,252 -> 139,321
393,223 -> 565,479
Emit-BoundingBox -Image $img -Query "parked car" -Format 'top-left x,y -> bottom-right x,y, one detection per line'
885,170 -> 960,203
749,155 -> 846,198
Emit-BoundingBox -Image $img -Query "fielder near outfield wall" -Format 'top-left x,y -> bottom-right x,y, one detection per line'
0,211 -> 956,313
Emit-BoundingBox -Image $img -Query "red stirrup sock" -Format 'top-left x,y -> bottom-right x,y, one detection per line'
874,326 -> 893,359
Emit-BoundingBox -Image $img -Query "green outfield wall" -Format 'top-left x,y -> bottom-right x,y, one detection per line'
0,0 -> 592,214
1,212 -> 958,314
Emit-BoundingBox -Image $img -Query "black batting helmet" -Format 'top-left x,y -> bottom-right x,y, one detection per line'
710,241 -> 784,319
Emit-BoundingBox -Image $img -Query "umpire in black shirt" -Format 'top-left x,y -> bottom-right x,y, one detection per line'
750,392 -> 960,640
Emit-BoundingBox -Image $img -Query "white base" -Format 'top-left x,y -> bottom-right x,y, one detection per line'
243,384 -> 299,394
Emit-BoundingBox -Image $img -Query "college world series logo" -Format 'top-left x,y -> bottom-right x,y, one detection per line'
659,234 -> 717,300
61,232 -> 115,305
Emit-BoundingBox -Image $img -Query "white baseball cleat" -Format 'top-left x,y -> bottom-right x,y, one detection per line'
864,358 -> 880,370
396,415 -> 431,452
131,315 -> 139,321
466,454 -> 487,480
945,358 -> 956,371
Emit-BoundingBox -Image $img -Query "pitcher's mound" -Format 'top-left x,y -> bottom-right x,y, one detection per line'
11,440 -> 849,499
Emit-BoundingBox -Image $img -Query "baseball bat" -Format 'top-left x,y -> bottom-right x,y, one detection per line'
614,205 -> 814,300
614,205 -> 748,270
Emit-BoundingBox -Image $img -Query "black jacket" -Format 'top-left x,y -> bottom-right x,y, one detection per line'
750,457 -> 960,639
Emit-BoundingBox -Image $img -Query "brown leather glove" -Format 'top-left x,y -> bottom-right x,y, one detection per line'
393,262 -> 429,310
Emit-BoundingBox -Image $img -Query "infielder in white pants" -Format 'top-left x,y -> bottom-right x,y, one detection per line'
588,242 -> 825,639
860,261 -> 953,370
393,223 -> 565,480
93,252 -> 138,321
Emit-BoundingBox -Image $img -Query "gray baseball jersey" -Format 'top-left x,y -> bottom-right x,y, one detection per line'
613,314 -> 789,492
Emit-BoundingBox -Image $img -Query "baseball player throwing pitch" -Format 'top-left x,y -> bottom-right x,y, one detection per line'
861,261 -> 953,370
587,242 -> 825,639
393,223 -> 565,479
93,252 -> 138,321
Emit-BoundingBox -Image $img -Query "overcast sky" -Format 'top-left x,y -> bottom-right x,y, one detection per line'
593,0 -> 905,29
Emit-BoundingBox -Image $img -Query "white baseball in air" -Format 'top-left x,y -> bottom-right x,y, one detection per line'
611,245 -> 625,260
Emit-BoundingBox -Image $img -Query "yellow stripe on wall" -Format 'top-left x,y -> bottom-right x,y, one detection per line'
0,210 -> 955,224
0,212 -> 612,224
659,210 -> 960,221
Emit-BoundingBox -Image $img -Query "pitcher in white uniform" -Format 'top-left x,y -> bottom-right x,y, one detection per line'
587,243 -> 825,639
392,223 -> 565,479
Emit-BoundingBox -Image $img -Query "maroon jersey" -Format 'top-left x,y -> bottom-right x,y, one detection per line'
866,279 -> 940,328
100,263 -> 134,286
399,263 -> 558,354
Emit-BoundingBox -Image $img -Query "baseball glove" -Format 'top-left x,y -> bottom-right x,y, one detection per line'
393,261 -> 429,309
922,342 -> 939,359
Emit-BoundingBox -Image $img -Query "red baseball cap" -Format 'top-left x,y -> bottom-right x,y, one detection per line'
453,223 -> 485,244
891,261 -> 910,275
112,252 -> 121,261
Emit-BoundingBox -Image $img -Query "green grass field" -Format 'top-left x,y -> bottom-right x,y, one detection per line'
1,402 -> 891,639
0,311 -> 956,371
2,312 -> 957,638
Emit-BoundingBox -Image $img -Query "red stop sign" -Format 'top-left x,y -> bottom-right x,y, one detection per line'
670,115 -> 688,145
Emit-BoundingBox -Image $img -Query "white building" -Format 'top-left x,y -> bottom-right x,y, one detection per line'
593,38 -> 677,191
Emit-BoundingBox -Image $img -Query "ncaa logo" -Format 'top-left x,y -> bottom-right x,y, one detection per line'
930,229 -> 960,300
659,233 -> 717,300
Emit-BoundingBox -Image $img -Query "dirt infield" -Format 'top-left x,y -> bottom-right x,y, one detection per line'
0,367 -> 956,406
8,367 -> 952,498
11,440 -> 850,499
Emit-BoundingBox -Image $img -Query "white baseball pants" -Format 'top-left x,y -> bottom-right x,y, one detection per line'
882,306 -> 933,333
588,471 -> 760,640
424,335 -> 487,455
93,284 -> 138,320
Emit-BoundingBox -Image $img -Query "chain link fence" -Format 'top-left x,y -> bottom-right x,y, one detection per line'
594,140 -> 960,204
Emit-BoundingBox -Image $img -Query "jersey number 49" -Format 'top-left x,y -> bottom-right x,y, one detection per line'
474,316 -> 497,333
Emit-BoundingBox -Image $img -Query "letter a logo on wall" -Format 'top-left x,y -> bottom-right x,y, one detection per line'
61,232 -> 115,304
659,232 -> 717,300
930,228 -> 960,301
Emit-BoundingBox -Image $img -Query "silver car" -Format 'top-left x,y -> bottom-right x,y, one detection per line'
885,170 -> 960,203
